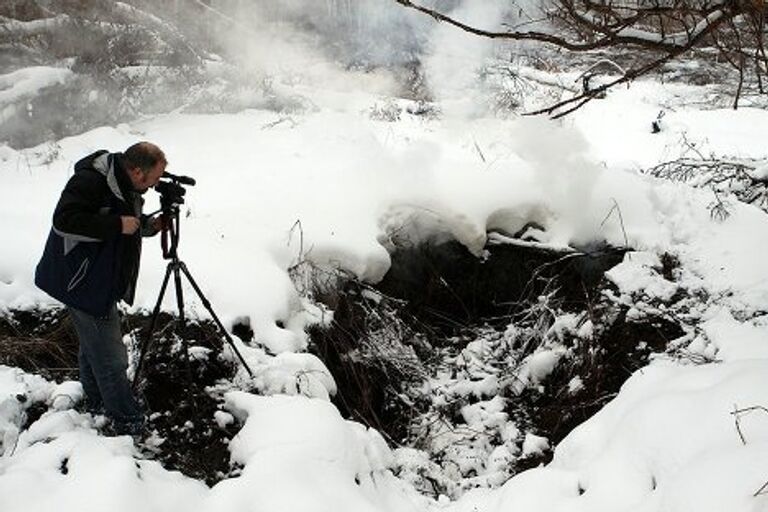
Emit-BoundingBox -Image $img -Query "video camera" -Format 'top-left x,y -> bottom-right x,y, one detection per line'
156,171 -> 196,211
152,171 -> 195,260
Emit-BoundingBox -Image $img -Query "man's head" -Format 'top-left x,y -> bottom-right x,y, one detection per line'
123,142 -> 167,193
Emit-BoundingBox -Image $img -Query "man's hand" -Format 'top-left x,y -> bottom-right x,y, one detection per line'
150,214 -> 167,232
121,216 -> 140,235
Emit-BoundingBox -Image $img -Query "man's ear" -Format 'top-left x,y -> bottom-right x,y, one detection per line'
126,167 -> 143,187
127,167 -> 144,179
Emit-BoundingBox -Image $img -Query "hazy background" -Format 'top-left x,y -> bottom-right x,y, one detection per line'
0,0 -> 552,147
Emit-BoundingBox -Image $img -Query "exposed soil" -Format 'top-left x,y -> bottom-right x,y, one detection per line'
308,290 -> 426,444
129,313 -> 242,485
0,309 -> 242,486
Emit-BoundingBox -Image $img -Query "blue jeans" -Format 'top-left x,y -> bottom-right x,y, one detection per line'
68,304 -> 143,434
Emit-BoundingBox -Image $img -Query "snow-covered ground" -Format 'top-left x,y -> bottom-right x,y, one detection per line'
1,71 -> 768,511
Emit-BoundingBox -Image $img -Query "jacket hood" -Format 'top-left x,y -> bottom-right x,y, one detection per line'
74,150 -> 127,202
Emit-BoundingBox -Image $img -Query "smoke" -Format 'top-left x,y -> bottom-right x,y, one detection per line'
422,1 -> 508,114
200,0 -> 546,106
507,116 -> 603,245
202,0 -> 432,98
420,0 -> 556,116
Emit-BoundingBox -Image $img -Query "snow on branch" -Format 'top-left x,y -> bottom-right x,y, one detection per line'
647,157 -> 768,214
394,0 -> 767,116
0,14 -> 71,37
395,0 -> 738,51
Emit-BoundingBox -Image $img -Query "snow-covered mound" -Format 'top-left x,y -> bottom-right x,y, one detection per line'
0,366 -> 426,512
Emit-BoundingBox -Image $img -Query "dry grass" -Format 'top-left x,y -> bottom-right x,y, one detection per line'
0,310 -> 78,378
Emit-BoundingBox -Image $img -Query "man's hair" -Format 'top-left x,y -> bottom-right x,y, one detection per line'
122,142 -> 167,174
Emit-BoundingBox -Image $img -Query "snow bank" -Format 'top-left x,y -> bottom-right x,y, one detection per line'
0,66 -> 73,107
0,365 -> 426,512
450,359 -> 768,512
0,413 -> 208,512
6,357 -> 767,512
0,366 -> 206,510
212,392 -> 426,512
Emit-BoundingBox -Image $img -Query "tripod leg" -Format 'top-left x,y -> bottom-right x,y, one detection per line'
133,261 -> 174,390
172,263 -> 195,384
178,261 -> 255,377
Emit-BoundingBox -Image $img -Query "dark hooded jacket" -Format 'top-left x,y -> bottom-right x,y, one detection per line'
35,150 -> 155,316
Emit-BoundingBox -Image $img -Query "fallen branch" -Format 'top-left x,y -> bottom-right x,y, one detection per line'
112,2 -> 204,63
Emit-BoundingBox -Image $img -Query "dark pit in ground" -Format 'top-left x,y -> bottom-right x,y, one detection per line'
378,239 -> 627,328
309,238 -> 685,465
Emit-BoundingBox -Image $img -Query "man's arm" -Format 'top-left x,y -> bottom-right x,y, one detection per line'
52,171 -> 122,240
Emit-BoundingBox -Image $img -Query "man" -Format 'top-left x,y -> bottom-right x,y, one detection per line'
35,142 -> 166,435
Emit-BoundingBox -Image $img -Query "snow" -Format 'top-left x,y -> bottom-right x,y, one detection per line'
0,365 -> 426,512
606,252 -> 679,302
449,360 -> 768,512
749,164 -> 768,181
521,433 -> 549,458
213,410 -> 234,428
2,42 -> 768,512
614,9 -> 727,47
524,348 -> 565,385
701,309 -> 768,362
5,89 -> 765,342
567,376 -> 584,394
0,67 -> 73,123
251,351 -> 337,400
0,67 -> 73,106
217,392 -> 425,512
0,404 -> 208,512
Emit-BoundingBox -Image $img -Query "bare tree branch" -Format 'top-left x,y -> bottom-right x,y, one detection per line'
394,0 -> 768,116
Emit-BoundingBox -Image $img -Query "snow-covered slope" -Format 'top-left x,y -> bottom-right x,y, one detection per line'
1,78 -> 767,511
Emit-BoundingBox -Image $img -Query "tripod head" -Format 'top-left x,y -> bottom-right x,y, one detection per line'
156,171 -> 195,212
154,172 -> 196,260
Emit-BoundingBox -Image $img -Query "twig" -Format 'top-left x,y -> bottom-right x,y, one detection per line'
600,199 -> 630,248
731,405 -> 768,416
262,117 -> 297,130
730,405 -> 768,448
473,138 -> 486,163
733,403 -> 748,445
288,219 -> 305,259
709,190 -> 731,222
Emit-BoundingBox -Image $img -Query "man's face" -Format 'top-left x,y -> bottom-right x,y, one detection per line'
128,161 -> 166,193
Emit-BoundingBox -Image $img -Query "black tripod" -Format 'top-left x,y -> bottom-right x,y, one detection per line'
132,201 -> 254,390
